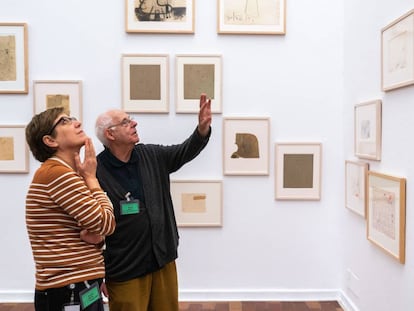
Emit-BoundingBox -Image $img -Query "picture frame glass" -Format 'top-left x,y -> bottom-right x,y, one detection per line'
345,160 -> 368,217
0,126 -> 29,173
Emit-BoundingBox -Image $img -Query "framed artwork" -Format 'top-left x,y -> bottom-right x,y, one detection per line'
170,180 -> 222,227
367,171 -> 406,264
217,0 -> 286,35
275,143 -> 322,200
223,117 -> 269,175
33,81 -> 83,120
354,100 -> 382,161
381,9 -> 414,91
122,54 -> 169,113
345,160 -> 369,217
0,23 -> 28,94
0,125 -> 29,173
125,0 -> 195,33
175,55 -> 222,113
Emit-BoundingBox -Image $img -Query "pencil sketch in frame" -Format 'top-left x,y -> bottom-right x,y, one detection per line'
33,81 -> 83,121
122,54 -> 169,113
275,142 -> 322,200
125,0 -> 195,33
170,180 -> 222,227
354,99 -> 382,161
0,23 -> 28,94
223,117 -> 269,175
381,9 -> 414,91
217,0 -> 286,34
345,160 -> 369,217
175,55 -> 222,114
367,171 -> 406,264
0,125 -> 29,173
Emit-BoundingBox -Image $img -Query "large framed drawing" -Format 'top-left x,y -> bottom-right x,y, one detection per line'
354,100 -> 382,161
125,0 -> 195,33
0,23 -> 28,94
345,160 -> 369,217
175,55 -> 222,114
171,180 -> 222,227
367,171 -> 406,264
0,125 -> 29,173
122,54 -> 169,113
34,81 -> 83,120
381,9 -> 414,91
217,0 -> 286,35
223,117 -> 269,175
275,143 -> 322,200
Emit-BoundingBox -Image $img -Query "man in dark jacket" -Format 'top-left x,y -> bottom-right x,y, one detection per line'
94,94 -> 211,311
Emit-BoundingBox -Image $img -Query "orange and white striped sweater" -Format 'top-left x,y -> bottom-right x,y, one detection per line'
25,157 -> 115,290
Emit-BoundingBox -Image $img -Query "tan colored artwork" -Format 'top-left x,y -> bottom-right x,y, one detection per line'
0,136 -> 15,160
181,193 -> 207,213
372,187 -> 396,240
183,64 -> 215,100
283,154 -> 314,188
130,64 -> 161,100
46,94 -> 70,115
231,133 -> 259,158
0,35 -> 17,81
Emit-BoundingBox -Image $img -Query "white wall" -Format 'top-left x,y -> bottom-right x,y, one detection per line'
343,1 -> 414,311
0,0 -> 355,306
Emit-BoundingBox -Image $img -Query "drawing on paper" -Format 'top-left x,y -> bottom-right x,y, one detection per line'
0,35 -> 16,81
388,30 -> 408,74
183,64 -> 215,100
231,133 -> 259,158
0,136 -> 14,160
283,154 -> 314,188
46,94 -> 71,116
181,193 -> 207,213
130,64 -> 161,100
134,0 -> 187,22
372,186 -> 396,240
223,0 -> 281,25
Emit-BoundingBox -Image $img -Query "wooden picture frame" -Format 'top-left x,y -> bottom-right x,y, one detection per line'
125,0 -> 195,33
0,23 -> 28,94
354,100 -> 382,161
217,0 -> 286,35
122,54 -> 169,113
381,9 -> 414,91
275,142 -> 322,200
171,180 -> 222,227
33,81 -> 83,120
367,171 -> 406,264
223,117 -> 269,175
0,125 -> 29,173
345,160 -> 369,217
175,55 -> 222,114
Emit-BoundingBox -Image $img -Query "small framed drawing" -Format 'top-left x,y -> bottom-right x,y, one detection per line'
170,180 -> 222,227
175,55 -> 222,113
381,9 -> 414,91
122,54 -> 169,113
345,160 -> 369,217
33,81 -> 83,120
367,171 -> 406,264
354,100 -> 382,161
275,143 -> 322,200
125,0 -> 195,33
0,125 -> 29,173
0,23 -> 28,94
223,117 -> 269,175
217,0 -> 286,35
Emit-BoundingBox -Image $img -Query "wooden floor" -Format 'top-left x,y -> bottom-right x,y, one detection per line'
0,301 -> 344,311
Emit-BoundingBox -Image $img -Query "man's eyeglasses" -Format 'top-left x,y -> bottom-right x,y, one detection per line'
48,116 -> 78,135
107,116 -> 134,129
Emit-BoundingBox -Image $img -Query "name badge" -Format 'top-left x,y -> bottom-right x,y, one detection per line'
120,199 -> 140,215
79,282 -> 101,309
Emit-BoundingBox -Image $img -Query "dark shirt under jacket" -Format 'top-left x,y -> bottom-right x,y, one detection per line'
96,127 -> 211,282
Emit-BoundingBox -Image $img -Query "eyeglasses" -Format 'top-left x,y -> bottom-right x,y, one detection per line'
48,116 -> 78,135
107,116 -> 134,129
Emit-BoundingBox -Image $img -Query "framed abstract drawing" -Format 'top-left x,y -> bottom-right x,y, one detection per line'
217,0 -> 286,34
175,55 -> 222,113
0,23 -> 28,94
33,81 -> 83,120
381,9 -> 414,91
0,125 -> 29,173
122,54 -> 169,113
125,0 -> 195,33
223,117 -> 269,175
354,100 -> 382,161
345,160 -> 369,217
275,142 -> 322,200
170,180 -> 222,227
367,171 -> 406,264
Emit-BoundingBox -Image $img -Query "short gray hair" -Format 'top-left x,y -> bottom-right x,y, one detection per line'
95,111 -> 115,146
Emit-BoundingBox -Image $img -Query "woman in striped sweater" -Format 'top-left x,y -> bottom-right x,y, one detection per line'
25,107 -> 115,311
